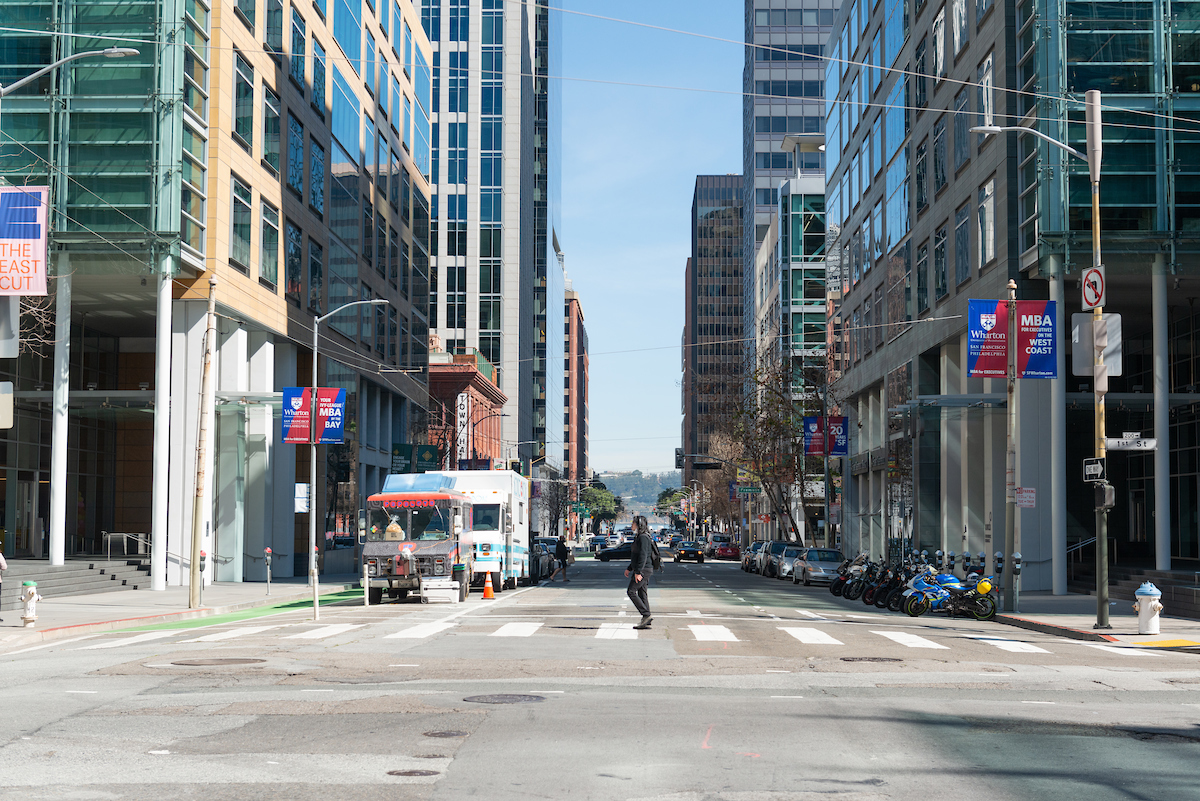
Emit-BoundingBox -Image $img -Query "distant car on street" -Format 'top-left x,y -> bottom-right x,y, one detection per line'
742,541 -> 764,572
760,541 -> 790,577
597,541 -> 634,562
588,535 -> 608,553
673,541 -> 705,563
528,541 -> 556,583
776,546 -> 805,580
670,534 -> 683,549
714,542 -> 740,560
792,548 -> 846,586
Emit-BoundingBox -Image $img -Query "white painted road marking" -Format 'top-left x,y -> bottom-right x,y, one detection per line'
595,623 -> 638,640
688,625 -> 739,642
964,635 -> 1050,654
77,631 -> 184,650
490,622 -> 543,637
386,622 -> 456,639
779,627 -> 844,645
182,625 -> 284,643
284,624 -> 365,640
1080,643 -> 1163,657
4,635 -> 99,655
796,610 -> 826,620
871,630 -> 950,649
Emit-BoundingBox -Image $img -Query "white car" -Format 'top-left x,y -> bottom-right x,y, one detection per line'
776,546 -> 805,580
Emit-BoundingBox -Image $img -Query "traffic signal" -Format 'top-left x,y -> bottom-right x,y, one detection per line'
675,448 -> 684,470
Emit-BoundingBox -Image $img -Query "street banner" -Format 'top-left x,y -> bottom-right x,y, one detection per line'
282,387 -> 346,444
414,444 -> 441,472
729,481 -> 737,502
803,416 -> 825,456
967,299 -> 1008,377
1014,300 -> 1057,379
0,185 -> 49,295
391,443 -> 414,473
827,416 -> 849,456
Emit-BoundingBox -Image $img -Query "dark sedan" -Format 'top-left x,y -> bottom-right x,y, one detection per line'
673,541 -> 705,563
596,542 -> 633,562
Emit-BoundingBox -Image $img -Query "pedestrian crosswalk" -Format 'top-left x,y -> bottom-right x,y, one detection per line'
11,616 -> 1166,660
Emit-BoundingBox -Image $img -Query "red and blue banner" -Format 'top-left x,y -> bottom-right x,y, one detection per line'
282,387 -> 347,444
827,416 -> 849,456
803,416 -> 825,455
967,299 -> 1008,378
1014,300 -> 1057,379
803,416 -> 849,456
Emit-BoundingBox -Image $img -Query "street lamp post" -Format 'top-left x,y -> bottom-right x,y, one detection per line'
308,299 -> 388,619
972,89 -> 1107,625
0,47 -> 140,98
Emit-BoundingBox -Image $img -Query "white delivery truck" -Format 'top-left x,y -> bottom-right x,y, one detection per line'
424,470 -> 530,590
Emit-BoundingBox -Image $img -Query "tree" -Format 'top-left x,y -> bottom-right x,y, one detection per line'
582,484 -> 621,528
541,479 -> 570,539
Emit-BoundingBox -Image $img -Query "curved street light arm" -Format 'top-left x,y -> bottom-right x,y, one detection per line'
971,124 -> 1086,162
0,47 -> 140,98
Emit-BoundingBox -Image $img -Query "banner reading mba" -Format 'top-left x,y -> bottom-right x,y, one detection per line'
1015,300 -> 1057,379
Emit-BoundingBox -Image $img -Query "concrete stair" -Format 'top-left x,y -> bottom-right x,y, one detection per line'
1068,564 -> 1200,620
0,559 -> 151,612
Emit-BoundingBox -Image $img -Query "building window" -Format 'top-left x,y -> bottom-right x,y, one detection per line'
365,31 -> 377,95
287,113 -> 304,197
333,0 -> 362,75
263,87 -> 280,172
183,2 -> 210,120
448,52 -> 468,112
363,198 -> 374,263
953,90 -> 970,170
181,127 -> 206,254
308,239 -> 324,313
977,52 -> 993,146
388,307 -> 398,363
309,139 -> 325,215
388,224 -> 399,283
313,40 -> 326,116
450,0 -> 469,40
230,175 -> 252,272
914,140 -> 928,211
447,193 -> 466,256
934,226 -> 948,299
236,0 -> 255,27
234,51 -> 254,148
361,285 -> 373,344
933,117 -> 947,191
447,122 -> 467,183
446,264 -> 466,328
261,202 -> 280,286
290,7 -> 306,90
376,213 -> 387,277
933,7 -> 946,79
914,37 -> 928,108
952,0 -> 968,55
266,0 -> 283,52
954,205 -> 970,285
978,179 -> 995,267
286,220 -> 303,303
916,241 -> 929,313
375,300 -> 387,356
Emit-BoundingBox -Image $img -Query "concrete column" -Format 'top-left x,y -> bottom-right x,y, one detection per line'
214,323 -> 247,582
941,338 -> 963,560
151,263 -> 172,590
48,257 -> 70,565
1049,259 -> 1068,593
1153,255 -> 1171,570
273,342 -> 298,577
167,301 -> 207,586
244,333 -> 274,582
963,338 -> 985,575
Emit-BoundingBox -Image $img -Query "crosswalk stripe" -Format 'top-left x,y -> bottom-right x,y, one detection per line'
871,630 -> 949,649
77,631 -> 184,650
491,622 -> 543,637
965,635 -> 1050,654
595,623 -> 638,640
796,610 -> 826,619
688,624 -> 739,642
283,624 -> 365,640
779,626 -> 844,645
1080,643 -> 1163,657
181,625 -> 284,643
385,622 -> 456,639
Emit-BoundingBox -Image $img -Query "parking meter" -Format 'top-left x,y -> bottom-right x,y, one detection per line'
198,550 -> 207,605
264,547 -> 273,596
1012,552 -> 1023,577
935,550 -> 944,570
994,551 -> 1004,577
920,550 -> 929,565
977,552 -> 986,573
1011,552 -> 1023,612
199,549 -> 207,573
947,550 -> 957,572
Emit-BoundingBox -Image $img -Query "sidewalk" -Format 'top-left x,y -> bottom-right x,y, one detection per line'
0,575 -> 362,650
996,591 -> 1200,649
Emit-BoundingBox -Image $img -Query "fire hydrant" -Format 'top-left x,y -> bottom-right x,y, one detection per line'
1133,581 -> 1164,635
20,581 -> 41,628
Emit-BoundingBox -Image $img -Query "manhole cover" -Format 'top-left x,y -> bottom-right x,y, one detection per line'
388,769 -> 440,777
169,658 -> 266,666
414,754 -> 446,759
841,657 -> 903,663
423,731 -> 469,738
463,694 -> 545,705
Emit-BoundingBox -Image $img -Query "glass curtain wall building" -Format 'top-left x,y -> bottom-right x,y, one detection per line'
421,0 -> 565,476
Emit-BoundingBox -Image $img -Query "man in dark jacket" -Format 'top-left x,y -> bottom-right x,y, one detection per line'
624,516 -> 654,629
550,535 -> 570,582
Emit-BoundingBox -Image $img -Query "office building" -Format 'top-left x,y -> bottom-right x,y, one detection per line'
564,284 -> 588,484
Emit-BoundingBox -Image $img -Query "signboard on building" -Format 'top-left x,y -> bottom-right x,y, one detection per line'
455,393 -> 471,460
282,387 -> 347,444
1015,487 -> 1036,508
0,185 -> 50,295
414,444 -> 441,472
391,443 -> 413,473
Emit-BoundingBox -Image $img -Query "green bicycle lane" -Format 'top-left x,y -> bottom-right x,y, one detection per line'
119,590 -> 366,633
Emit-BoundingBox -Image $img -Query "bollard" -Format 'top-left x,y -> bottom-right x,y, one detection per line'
364,561 -> 370,607
1133,582 -> 1164,635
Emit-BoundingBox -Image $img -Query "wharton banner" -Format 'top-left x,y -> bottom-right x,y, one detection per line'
803,416 -> 825,455
1014,300 -> 1057,379
967,299 -> 1008,378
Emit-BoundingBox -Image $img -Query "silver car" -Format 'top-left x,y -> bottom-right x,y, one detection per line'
776,546 -> 805,580
792,548 -> 846,586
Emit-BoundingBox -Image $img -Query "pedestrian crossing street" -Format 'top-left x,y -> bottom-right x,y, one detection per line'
9,614 -> 1164,659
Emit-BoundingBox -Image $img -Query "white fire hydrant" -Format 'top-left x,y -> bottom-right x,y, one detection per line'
20,581 -> 41,628
1133,581 -> 1163,635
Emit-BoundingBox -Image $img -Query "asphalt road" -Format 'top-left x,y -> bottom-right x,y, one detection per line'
3,557 -> 1200,800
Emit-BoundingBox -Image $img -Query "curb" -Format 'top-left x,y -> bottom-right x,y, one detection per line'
0,583 -> 359,650
995,613 -> 1118,642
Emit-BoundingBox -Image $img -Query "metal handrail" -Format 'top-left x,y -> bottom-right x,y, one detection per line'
1067,537 -> 1097,555
102,531 -> 150,561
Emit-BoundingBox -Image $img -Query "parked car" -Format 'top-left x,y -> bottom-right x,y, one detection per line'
706,534 -> 732,557
597,542 -> 634,562
606,533 -> 623,547
588,535 -> 608,553
761,541 -> 790,577
792,548 -> 846,586
776,546 -> 805,580
742,541 -> 764,572
673,541 -> 705,563
670,535 -> 683,548
714,541 -> 740,560
528,541 -> 556,583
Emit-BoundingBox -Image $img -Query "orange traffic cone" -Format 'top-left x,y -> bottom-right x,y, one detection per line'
482,572 -> 496,600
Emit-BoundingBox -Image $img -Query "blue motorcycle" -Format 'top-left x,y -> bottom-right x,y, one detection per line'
903,568 -> 997,620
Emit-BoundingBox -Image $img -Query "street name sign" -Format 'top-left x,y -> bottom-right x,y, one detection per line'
1083,457 -> 1106,483
1106,437 -> 1157,451
737,486 -> 762,495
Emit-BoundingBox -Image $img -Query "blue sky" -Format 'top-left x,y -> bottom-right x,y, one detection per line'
559,1 -> 743,474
